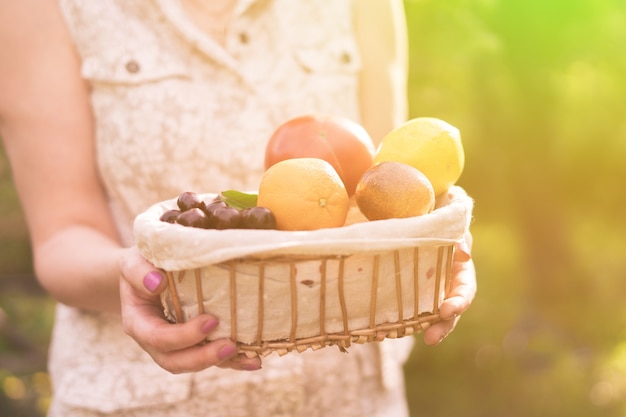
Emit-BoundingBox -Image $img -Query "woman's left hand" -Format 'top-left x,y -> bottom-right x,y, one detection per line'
423,231 -> 476,346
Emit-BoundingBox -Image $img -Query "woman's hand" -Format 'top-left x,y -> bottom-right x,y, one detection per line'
118,247 -> 262,373
423,231 -> 477,346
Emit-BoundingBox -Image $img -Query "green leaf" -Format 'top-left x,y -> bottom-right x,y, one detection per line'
219,190 -> 258,210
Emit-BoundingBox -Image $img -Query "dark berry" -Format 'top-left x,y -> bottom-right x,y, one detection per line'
242,207 -> 277,229
160,209 -> 181,223
177,191 -> 206,212
203,200 -> 227,222
211,206 -> 243,230
176,207 -> 209,228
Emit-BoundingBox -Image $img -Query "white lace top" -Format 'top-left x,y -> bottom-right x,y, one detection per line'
48,1 -> 414,416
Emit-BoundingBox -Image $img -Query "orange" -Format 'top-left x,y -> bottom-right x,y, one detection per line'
354,161 -> 435,221
257,158 -> 350,231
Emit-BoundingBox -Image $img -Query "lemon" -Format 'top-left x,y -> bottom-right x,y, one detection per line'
374,117 -> 464,196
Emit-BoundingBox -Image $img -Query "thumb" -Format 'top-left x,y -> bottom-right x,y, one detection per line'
119,247 -> 168,296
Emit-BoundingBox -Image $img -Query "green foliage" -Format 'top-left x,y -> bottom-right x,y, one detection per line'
403,0 -> 626,416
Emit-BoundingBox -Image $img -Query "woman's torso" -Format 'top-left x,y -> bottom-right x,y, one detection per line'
49,1 -> 413,416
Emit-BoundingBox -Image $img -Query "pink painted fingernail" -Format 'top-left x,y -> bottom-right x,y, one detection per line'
143,271 -> 163,292
218,344 -> 237,361
201,318 -> 218,334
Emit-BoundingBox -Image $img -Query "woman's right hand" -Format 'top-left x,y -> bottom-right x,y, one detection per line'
118,247 -> 262,373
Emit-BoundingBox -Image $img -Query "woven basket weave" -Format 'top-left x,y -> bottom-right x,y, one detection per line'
134,186 -> 473,357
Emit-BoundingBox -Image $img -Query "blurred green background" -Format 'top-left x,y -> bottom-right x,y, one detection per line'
2,0 -> 626,416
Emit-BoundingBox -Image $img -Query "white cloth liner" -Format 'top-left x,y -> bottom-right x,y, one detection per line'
134,186 -> 473,269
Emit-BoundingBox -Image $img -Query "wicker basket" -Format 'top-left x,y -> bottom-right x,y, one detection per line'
134,186 -> 473,357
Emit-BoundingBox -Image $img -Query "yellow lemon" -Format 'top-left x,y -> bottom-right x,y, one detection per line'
374,117 -> 464,196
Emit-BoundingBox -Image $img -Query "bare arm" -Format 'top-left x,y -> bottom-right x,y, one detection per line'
0,0 -> 123,312
353,0 -> 409,145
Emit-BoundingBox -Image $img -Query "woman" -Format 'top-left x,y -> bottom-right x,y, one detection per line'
0,0 -> 476,416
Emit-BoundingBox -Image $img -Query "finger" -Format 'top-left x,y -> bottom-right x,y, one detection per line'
152,338 -> 240,374
119,246 -> 168,295
440,259 -> 477,320
218,355 -> 263,371
121,291 -> 220,353
423,315 -> 460,346
149,315 -> 220,353
422,259 -> 476,346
